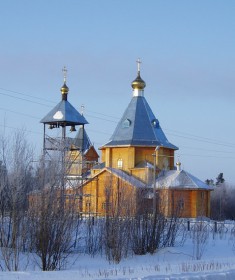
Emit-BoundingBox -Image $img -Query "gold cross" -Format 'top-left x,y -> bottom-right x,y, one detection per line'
81,104 -> 85,115
62,66 -> 67,83
136,58 -> 141,72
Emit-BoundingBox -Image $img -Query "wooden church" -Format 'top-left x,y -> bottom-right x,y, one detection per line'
74,61 -> 213,218
38,63 -> 213,218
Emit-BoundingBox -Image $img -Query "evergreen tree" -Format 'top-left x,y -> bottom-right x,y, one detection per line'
216,173 -> 225,186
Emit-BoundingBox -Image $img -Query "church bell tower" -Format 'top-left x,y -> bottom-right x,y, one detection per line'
40,67 -> 88,188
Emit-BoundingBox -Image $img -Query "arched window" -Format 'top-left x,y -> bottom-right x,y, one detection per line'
117,158 -> 123,168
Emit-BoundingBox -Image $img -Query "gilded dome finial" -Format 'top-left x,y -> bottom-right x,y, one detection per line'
176,161 -> 181,171
176,156 -> 181,171
60,66 -> 69,100
131,58 -> 146,91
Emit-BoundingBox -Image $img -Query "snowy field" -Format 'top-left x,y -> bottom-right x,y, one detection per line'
1,220 -> 235,280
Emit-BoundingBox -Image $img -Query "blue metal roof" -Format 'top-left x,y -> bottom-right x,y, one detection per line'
40,100 -> 88,125
73,126 -> 92,151
92,162 -> 105,170
103,96 -> 178,149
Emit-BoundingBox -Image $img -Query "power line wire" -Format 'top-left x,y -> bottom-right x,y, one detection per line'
165,128 -> 235,147
0,91 -> 52,107
0,87 -> 55,104
0,123 -> 42,135
0,107 -> 40,119
177,152 -> 235,160
167,132 -> 235,149
182,146 -> 232,154
0,87 -> 120,119
1,122 -> 234,161
1,86 -> 235,151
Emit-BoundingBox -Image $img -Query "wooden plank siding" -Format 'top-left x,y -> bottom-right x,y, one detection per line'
159,189 -> 210,218
81,171 -> 137,216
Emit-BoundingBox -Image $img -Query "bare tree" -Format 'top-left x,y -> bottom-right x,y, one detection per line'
191,220 -> 209,260
102,174 -> 133,263
131,190 -> 181,256
0,131 -> 34,271
28,154 -> 79,271
84,217 -> 103,257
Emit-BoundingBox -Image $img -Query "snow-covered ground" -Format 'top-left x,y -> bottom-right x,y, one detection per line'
1,221 -> 235,279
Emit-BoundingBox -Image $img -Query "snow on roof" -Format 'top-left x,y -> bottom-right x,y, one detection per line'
40,100 -> 88,125
155,169 -> 214,190
92,162 -> 105,170
88,166 -> 146,188
106,167 -> 146,188
135,160 -> 154,168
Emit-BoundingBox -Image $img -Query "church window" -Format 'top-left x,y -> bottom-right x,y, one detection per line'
117,158 -> 123,168
152,119 -> 159,128
122,119 -> 131,128
102,202 -> 111,210
86,202 -> 91,209
178,199 -> 184,210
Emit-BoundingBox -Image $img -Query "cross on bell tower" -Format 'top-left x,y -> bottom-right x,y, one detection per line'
62,66 -> 67,83
40,67 -> 88,188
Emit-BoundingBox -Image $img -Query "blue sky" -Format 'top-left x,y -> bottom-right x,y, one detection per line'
0,0 -> 235,184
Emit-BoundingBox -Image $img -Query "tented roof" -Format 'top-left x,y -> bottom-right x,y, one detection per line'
102,96 -> 178,149
73,126 -> 92,151
40,100 -> 88,125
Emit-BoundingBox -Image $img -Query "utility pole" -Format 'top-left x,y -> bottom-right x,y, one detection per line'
153,146 -> 160,216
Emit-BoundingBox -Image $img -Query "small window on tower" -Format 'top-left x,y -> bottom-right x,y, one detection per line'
122,119 -> 131,128
117,158 -> 123,168
152,119 -> 159,128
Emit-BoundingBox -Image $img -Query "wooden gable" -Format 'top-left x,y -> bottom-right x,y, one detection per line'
81,169 -> 138,216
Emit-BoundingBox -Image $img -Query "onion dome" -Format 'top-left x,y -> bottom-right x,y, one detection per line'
131,58 -> 146,97
102,59 -> 178,150
131,71 -> 146,90
176,161 -> 181,171
61,66 -> 69,100
61,82 -> 69,94
61,81 -> 69,101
